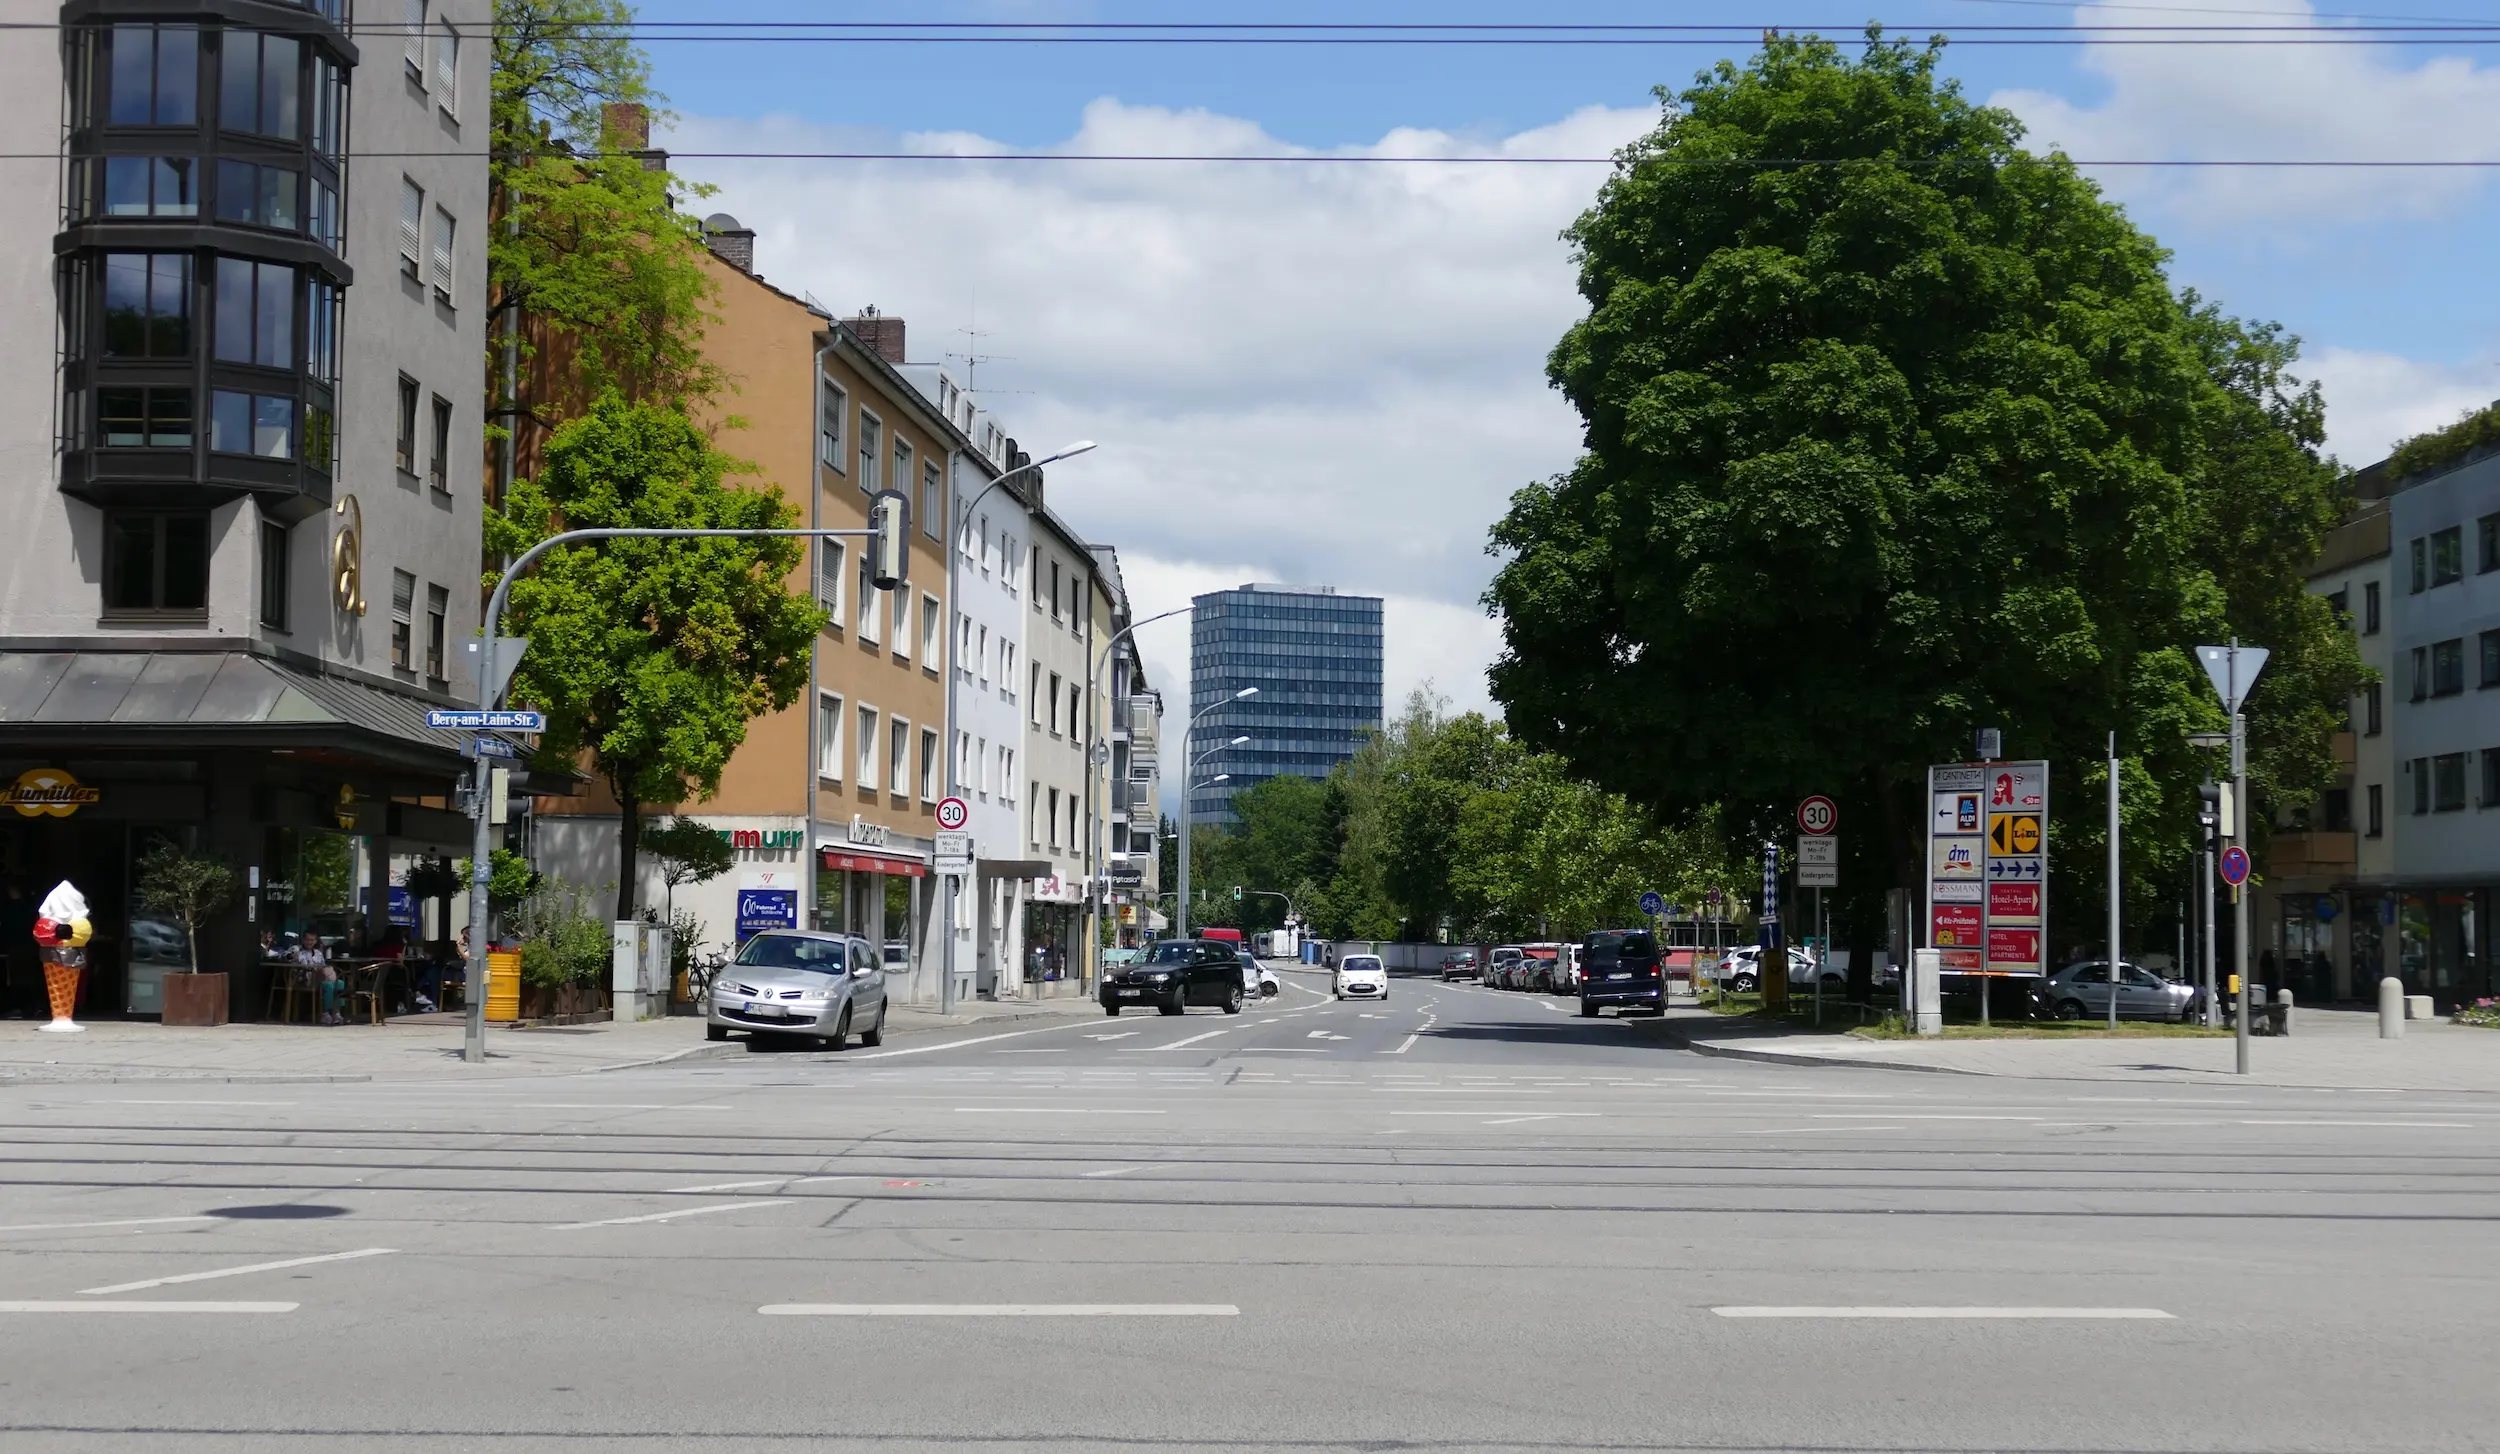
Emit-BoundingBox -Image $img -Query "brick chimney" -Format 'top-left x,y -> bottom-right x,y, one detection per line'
701,213 -> 756,275
847,306 -> 905,365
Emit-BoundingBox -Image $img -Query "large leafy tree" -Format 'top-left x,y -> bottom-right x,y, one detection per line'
488,394 -> 829,920
1487,32 -> 2361,955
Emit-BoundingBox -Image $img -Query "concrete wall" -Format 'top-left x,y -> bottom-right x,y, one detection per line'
0,4 -> 75,630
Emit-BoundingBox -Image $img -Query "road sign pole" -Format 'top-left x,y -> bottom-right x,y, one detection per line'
2233,707 -> 2250,1075
2107,731 -> 2122,1033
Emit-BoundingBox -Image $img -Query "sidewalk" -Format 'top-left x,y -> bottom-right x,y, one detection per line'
0,994 -> 1104,1086
1673,1005 -> 2500,1094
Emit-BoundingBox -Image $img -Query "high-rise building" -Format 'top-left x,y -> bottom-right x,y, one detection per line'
1187,584 -> 1383,824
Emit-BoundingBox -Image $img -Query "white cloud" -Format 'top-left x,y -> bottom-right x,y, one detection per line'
669,97 -> 1650,725
1988,0 -> 2500,226
2308,346 -> 2500,465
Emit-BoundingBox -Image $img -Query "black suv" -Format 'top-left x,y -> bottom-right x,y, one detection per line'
1101,939 -> 1247,1016
1578,929 -> 1666,1017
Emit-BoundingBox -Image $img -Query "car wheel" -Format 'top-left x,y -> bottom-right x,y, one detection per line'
2054,998 -> 2085,1021
1159,991 -> 1186,1016
706,1023 -> 729,1041
826,1005 -> 852,1051
1732,973 -> 1759,993
1579,999 -> 1598,1018
1104,1004 -> 1121,1017
1223,984 -> 1244,1014
860,1003 -> 885,1048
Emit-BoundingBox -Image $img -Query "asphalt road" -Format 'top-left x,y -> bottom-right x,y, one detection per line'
2,965 -> 2495,1453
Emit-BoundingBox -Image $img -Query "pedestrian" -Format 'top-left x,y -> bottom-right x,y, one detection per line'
297,931 -> 340,1026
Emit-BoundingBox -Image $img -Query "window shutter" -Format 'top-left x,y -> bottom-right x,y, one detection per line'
405,0 -> 426,74
431,208 -> 455,296
434,21 -> 457,102
399,180 -> 423,271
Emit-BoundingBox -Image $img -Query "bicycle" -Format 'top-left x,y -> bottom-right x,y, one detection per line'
683,947 -> 730,1008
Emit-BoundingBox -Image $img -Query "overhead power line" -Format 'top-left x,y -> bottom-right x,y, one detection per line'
13,151 -> 2499,168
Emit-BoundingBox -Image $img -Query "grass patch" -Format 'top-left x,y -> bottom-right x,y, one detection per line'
1851,1019 -> 2232,1040
2453,998 -> 2500,1029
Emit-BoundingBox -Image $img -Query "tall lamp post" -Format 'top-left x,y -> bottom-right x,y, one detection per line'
1176,690 -> 1257,935
938,441 -> 1095,1016
1080,604 -> 1191,981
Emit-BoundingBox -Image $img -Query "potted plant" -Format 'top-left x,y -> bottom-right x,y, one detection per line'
133,839 -> 240,1027
514,880 -> 613,1022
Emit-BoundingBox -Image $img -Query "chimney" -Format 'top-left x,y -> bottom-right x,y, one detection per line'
602,102 -> 649,151
846,306 -> 906,365
701,213 -> 756,275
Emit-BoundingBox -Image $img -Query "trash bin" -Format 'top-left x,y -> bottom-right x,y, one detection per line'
486,949 -> 521,1022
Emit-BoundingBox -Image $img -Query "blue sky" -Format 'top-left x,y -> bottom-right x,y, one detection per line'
643,2 -> 2500,711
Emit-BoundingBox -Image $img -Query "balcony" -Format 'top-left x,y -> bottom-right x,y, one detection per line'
2266,831 -> 2357,880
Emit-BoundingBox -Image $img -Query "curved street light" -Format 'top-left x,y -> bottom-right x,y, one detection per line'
1178,688 -> 1256,936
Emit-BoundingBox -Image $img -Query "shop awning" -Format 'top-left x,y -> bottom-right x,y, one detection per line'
818,847 -> 927,878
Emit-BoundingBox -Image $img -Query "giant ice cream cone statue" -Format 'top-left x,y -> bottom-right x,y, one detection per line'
32,880 -> 93,1033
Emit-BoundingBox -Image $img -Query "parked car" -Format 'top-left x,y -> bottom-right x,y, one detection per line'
706,930 -> 892,1049
1101,939 -> 1248,1016
1335,953 -> 1389,1001
1547,944 -> 1583,994
1487,946 -> 1525,987
1232,944 -> 1273,1003
1521,944 -> 1562,992
1708,945 -> 1828,993
2031,961 -> 2201,1022
1439,950 -> 1479,982
1578,929 -> 1667,1016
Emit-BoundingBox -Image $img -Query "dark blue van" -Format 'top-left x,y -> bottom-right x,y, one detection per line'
1577,929 -> 1666,1017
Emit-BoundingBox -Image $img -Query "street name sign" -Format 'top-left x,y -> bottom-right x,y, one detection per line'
462,736 -> 522,761
427,709 -> 545,732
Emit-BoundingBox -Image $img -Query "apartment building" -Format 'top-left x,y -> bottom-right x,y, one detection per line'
1188,583 -> 1384,825
0,0 -> 488,1019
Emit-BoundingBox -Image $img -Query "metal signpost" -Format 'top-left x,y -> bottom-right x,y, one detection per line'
1759,840 -> 1784,1011
2197,642 -> 2270,1076
1797,798 -> 1837,1022
1928,758 -> 2050,1027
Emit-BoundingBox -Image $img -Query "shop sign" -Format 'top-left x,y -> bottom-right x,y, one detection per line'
846,816 -> 890,848
1930,758 -> 2051,979
8,767 -> 101,818
1028,874 -> 1083,905
818,848 -> 928,878
714,826 -> 804,856
1931,903 -> 1983,947
736,869 -> 801,939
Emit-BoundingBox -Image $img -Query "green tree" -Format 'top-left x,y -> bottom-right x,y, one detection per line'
1486,32 -> 2361,946
491,0 -> 720,434
643,815 -> 735,921
132,838 -> 239,975
487,393 -> 829,921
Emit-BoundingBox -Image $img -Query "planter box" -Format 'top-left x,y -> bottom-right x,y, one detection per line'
161,971 -> 229,1027
519,981 -> 608,1021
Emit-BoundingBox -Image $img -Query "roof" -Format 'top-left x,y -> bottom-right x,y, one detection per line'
0,650 -> 493,774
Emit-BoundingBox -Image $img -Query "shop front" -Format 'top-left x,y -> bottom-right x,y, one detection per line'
1021,873 -> 1086,994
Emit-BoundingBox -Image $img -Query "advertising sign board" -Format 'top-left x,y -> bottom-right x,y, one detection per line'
1929,759 -> 2050,977
736,869 -> 801,939
1932,903 -> 1983,947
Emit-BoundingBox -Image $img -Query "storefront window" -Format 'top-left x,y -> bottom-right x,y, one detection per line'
2398,894 -> 2432,993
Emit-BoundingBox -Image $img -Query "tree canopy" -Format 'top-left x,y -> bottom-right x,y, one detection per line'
1486,32 -> 2363,946
487,393 -> 828,919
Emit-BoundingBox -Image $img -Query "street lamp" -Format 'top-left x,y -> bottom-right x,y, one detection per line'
939,440 -> 1095,1016
2188,731 -> 2229,1029
1177,688 -> 1256,936
1080,602 -> 1191,997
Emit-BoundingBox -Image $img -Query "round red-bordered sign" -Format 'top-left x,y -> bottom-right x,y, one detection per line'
1797,795 -> 1838,836
935,796 -> 969,831
2219,845 -> 2251,887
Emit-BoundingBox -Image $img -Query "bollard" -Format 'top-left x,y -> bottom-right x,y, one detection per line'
2378,975 -> 2404,1039
2274,986 -> 2294,1037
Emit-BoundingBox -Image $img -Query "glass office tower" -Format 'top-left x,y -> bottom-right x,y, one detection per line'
1188,584 -> 1384,825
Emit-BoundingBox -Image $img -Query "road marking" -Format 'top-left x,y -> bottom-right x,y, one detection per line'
1306,1031 -> 1350,1041
761,1303 -> 1239,1317
791,1175 -> 884,1186
667,1179 -> 790,1194
953,1107 -> 1166,1115
109,1100 -> 295,1107
1081,1166 -> 1144,1178
0,1301 -> 297,1314
1143,1029 -> 1234,1050
1392,1110 -> 1597,1118
0,1216 -> 215,1236
2238,1120 -> 2469,1129
1720,1126 -> 1910,1136
550,1200 -> 789,1231
1713,1306 -> 2173,1320
993,1049 -> 1067,1054
1813,1114 -> 2044,1122
1484,1114 -> 1591,1125
79,1247 -> 396,1296
1084,1032 -> 1139,1041
532,1103 -> 730,1111
848,1021 -> 1102,1060
1228,1047 -> 1328,1052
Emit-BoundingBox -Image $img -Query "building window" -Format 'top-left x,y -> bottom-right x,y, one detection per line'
976,735 -> 991,797
2363,581 -> 2381,635
920,593 -> 940,665
404,0 -> 427,78
2484,753 -> 2500,810
2409,536 -> 2427,594
395,377 -> 419,472
1030,662 -> 1042,725
2432,638 -> 2465,697
856,704 -> 879,790
1029,785 -> 1041,847
425,584 -> 447,680
1002,747 -> 1015,805
975,624 -> 987,685
209,391 -> 293,459
2366,784 -> 2383,837
103,253 -> 192,359
311,55 -> 343,161
890,718 -> 909,798
922,460 -> 942,538
2321,787 -> 2352,832
2431,526 -> 2464,588
218,31 -> 302,140
430,206 -> 456,299
1050,561 -> 1062,621
398,178 -> 424,275
2410,758 -> 2430,815
213,159 -> 300,233
97,387 -> 193,449
307,281 -> 339,384
108,25 -> 200,126
102,156 -> 198,217
212,258 -> 294,368
2325,589 -> 2348,628
818,540 -> 844,622
920,727 -> 939,802
429,396 -> 452,489
954,730 -> 970,795
2364,681 -> 2383,736
2481,513 -> 2500,575
1002,642 -> 1017,701
104,512 -> 209,614
819,381 -> 845,469
2411,647 -> 2429,702
858,412 -> 880,493
817,692 -> 842,780
1048,673 -> 1063,736
1047,787 -> 1061,848
856,551 -> 879,642
259,519 -> 288,630
390,570 -> 414,670
2433,752 -> 2467,813
893,438 -> 913,507
433,18 -> 459,108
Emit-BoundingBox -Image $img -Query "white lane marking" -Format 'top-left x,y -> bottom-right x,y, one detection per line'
79,1247 -> 396,1296
791,1175 -> 883,1186
848,1019 -> 1105,1060
761,1303 -> 1238,1317
952,1107 -> 1166,1115
993,1049 -> 1067,1054
531,1104 -> 730,1111
1228,1047 -> 1329,1052
667,1179 -> 791,1194
1812,1114 -> 2044,1122
109,1100 -> 295,1107
550,1200 -> 789,1231
2238,1120 -> 2469,1129
1085,1032 -> 1139,1041
2070,1097 -> 2252,1105
1484,1114 -> 1585,1126
1714,1307 -> 2173,1320
1306,1031 -> 1350,1041
1138,1029 -> 1234,1050
0,1301 -> 297,1314
1392,1111 -> 1598,1118
0,1216 -> 214,1236
1717,1126 -> 1910,1136
1081,1166 -> 1144,1178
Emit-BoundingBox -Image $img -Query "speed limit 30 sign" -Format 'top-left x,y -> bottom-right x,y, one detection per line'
1797,795 -> 1838,836
935,796 -> 970,832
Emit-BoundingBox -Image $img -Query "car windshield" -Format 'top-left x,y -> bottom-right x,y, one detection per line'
1146,942 -> 1200,965
1344,957 -> 1383,973
735,935 -> 847,974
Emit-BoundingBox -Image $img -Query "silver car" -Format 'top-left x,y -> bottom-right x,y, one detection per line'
706,930 -> 892,1049
2032,960 -> 2201,1022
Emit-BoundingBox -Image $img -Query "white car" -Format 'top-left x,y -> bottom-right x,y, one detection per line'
1334,954 -> 1388,1000
1709,945 -> 1829,993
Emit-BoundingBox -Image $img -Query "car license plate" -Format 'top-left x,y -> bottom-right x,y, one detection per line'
1117,989 -> 1144,998
745,1001 -> 785,1018
1605,972 -> 1628,981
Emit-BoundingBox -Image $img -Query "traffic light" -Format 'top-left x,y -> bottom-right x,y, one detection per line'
2195,782 -> 2221,847
868,490 -> 909,589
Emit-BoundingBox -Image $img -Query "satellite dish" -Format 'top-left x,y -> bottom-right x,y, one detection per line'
702,212 -> 744,234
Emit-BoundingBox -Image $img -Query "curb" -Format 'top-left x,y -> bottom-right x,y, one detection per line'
0,1070 -> 374,1086
1673,1037 -> 1985,1077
